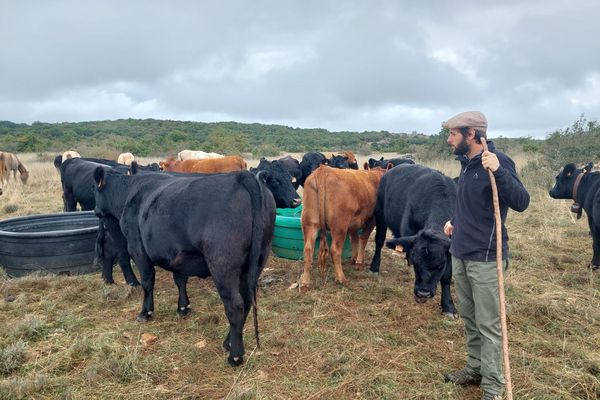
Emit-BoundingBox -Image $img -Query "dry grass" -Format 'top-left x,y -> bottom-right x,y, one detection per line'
0,152 -> 599,399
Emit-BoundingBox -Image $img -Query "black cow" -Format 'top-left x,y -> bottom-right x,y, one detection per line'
298,152 -> 328,187
276,155 -> 302,188
328,155 -> 352,169
368,157 -> 415,169
549,163 -> 600,269
95,216 -> 141,286
250,156 -> 302,190
60,158 -> 132,211
59,157 -> 141,286
93,168 -> 276,367
370,164 -> 457,317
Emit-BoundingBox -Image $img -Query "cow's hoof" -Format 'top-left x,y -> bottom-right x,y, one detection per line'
354,263 -> 365,271
335,278 -> 348,286
128,281 -> 141,287
299,282 -> 311,292
136,313 -> 151,322
228,355 -> 244,367
442,311 -> 458,319
177,306 -> 192,318
590,264 -> 600,271
103,279 -> 115,285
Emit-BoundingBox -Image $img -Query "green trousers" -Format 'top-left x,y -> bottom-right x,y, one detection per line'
452,256 -> 507,396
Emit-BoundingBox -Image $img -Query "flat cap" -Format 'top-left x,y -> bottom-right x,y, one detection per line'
442,111 -> 487,133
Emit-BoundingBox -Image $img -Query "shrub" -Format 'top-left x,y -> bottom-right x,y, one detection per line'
0,339 -> 27,375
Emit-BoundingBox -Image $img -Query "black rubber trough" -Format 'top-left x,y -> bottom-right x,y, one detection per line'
0,211 -> 101,277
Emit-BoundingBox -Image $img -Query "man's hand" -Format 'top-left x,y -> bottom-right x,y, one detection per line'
481,150 -> 500,172
444,220 -> 453,236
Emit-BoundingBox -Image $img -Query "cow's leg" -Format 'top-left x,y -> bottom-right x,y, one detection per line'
356,219 -> 376,269
63,188 -> 77,212
135,257 -> 156,322
329,227 -> 349,286
370,212 -> 387,273
588,212 -> 600,269
118,252 -> 140,287
301,225 -> 319,290
212,269 -> 248,367
349,231 -> 359,265
104,217 -> 140,286
440,256 -> 457,317
173,272 -> 191,317
95,221 -> 114,284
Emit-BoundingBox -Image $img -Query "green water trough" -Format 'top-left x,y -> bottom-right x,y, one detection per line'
272,205 -> 352,261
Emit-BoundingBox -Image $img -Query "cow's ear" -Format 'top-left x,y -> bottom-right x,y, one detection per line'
584,162 -> 594,173
386,162 -> 394,170
563,163 -> 577,176
379,157 -> 384,161
363,162 -> 369,170
385,236 -> 416,253
256,170 -> 269,183
129,161 -> 139,175
93,167 -> 106,190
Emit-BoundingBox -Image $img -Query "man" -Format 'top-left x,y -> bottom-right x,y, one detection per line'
442,111 -> 529,400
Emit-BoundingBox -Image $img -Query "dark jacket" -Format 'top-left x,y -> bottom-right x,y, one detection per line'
450,141 -> 530,262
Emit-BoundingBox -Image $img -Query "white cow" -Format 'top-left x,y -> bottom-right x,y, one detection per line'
177,150 -> 225,161
117,152 -> 136,165
63,150 -> 81,161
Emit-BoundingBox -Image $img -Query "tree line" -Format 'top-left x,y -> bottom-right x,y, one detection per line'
0,117 -> 597,169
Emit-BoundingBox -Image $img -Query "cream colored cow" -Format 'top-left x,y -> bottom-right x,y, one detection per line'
117,152 -> 136,165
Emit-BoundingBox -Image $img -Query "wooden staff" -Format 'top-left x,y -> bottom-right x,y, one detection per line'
481,140 -> 513,400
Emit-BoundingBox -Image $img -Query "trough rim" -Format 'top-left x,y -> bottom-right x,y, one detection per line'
0,211 -> 98,239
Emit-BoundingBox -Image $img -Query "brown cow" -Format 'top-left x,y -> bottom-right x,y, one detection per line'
0,152 -> 29,184
159,155 -> 247,173
300,163 -> 387,289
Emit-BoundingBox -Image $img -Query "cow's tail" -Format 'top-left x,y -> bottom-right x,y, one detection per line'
317,169 -> 329,266
239,171 -> 266,348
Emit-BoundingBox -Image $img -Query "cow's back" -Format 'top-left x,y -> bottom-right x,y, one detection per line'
304,165 -> 383,228
179,156 -> 246,173
379,164 -> 455,236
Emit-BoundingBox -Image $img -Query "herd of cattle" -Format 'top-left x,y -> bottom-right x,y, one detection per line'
2,147 -> 600,366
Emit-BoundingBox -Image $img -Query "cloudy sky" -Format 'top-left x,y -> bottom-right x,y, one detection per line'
1,1 -> 598,138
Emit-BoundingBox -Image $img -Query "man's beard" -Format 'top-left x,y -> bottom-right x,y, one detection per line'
453,136 -> 469,156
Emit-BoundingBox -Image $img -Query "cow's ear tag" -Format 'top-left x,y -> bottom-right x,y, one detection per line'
394,245 -> 404,253
97,178 -> 105,189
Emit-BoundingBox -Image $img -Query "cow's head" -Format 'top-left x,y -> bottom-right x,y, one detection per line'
549,163 -> 584,199
299,152 -> 327,187
328,155 -> 350,169
146,163 -> 161,171
92,167 -> 112,218
53,155 -> 63,169
367,158 -> 380,169
158,158 -> 176,171
257,161 -> 301,208
386,229 -> 451,303
256,157 -> 271,170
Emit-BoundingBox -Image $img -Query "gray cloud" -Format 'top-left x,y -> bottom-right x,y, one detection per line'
1,0 -> 598,138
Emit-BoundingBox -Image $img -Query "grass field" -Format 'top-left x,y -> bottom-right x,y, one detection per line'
0,152 -> 599,399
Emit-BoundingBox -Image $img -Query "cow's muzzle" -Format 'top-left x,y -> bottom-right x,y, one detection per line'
414,289 -> 434,303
